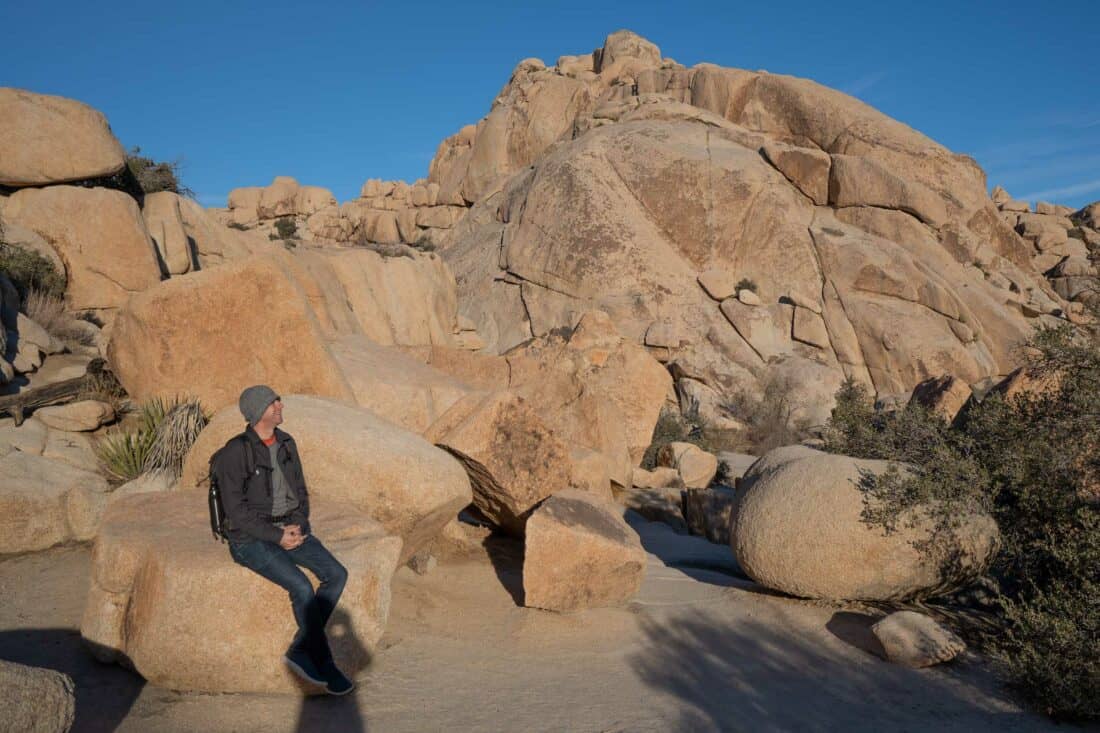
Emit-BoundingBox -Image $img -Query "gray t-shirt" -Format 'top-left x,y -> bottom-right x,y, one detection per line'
269,442 -> 299,517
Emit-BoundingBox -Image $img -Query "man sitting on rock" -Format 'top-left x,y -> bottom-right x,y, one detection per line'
213,384 -> 353,695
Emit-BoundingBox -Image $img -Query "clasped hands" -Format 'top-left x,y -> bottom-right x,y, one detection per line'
279,524 -> 307,550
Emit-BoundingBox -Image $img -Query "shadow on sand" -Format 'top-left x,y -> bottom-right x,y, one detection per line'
294,607 -> 369,732
0,627 -> 145,733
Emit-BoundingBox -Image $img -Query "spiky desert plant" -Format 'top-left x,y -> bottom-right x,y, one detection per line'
145,398 -> 207,478
94,396 -> 173,483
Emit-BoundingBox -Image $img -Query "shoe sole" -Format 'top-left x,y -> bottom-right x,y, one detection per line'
326,680 -> 356,696
284,656 -> 327,687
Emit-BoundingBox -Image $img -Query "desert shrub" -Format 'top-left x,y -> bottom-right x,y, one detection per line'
273,217 -> 298,240
125,147 -> 193,197
145,398 -> 207,478
227,221 -> 250,231
0,240 -> 66,299
823,313 -> 1100,720
723,373 -> 813,454
95,397 -> 173,482
23,289 -> 97,348
735,277 -> 758,293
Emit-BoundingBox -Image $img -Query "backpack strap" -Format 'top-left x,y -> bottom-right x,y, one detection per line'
238,433 -> 254,477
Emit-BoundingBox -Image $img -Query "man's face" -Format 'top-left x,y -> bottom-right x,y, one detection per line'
260,397 -> 284,426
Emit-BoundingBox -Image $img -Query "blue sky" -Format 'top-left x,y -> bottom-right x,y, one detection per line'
3,0 -> 1097,209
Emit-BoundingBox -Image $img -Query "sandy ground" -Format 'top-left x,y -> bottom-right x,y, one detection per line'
0,514 -> 1084,733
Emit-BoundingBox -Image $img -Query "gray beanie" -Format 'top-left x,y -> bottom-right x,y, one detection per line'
239,385 -> 279,426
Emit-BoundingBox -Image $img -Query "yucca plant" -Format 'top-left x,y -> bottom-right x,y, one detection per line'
94,396 -> 177,483
96,429 -> 158,483
145,398 -> 208,478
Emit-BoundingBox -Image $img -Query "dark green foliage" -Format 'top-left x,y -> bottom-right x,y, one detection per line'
824,313 -> 1100,720
0,237 -> 66,299
227,222 -> 249,231
273,217 -> 298,240
735,277 -> 758,293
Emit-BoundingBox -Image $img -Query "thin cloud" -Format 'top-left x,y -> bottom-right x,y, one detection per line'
840,71 -> 888,97
1018,178 -> 1100,202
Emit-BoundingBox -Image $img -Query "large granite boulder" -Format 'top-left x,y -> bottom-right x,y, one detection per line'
108,254 -> 355,411
2,186 -> 162,314
0,87 -> 125,187
180,395 -> 471,563
731,446 -> 999,601
439,31 -> 1056,422
424,390 -> 571,535
142,191 -> 197,275
523,489 -> 646,612
0,659 -> 75,733
81,491 -> 401,694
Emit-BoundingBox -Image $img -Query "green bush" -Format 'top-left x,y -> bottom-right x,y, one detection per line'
273,217 -> 298,240
824,312 -> 1100,720
0,239 -> 66,299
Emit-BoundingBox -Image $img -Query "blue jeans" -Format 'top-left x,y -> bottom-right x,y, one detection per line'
229,535 -> 348,668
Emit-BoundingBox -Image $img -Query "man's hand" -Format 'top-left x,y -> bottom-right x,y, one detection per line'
279,525 -> 306,550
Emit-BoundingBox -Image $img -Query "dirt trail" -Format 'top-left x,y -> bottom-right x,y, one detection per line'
0,516 -> 1072,733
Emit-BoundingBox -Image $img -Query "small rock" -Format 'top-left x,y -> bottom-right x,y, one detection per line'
909,374 -> 971,422
657,441 -> 718,488
872,611 -> 965,668
697,269 -> 738,300
35,400 -> 115,432
631,466 -> 681,489
619,486 -> 687,532
0,659 -> 75,733
737,288 -> 762,306
524,489 -> 646,612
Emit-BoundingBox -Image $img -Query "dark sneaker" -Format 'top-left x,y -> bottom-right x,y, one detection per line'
284,649 -> 326,686
321,663 -> 355,696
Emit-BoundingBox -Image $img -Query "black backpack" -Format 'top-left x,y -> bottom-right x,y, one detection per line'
208,434 -> 253,542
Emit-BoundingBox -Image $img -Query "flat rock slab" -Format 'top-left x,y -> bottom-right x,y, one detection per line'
36,399 -> 114,432
524,489 -> 646,612
81,490 -> 403,694
0,450 -> 109,553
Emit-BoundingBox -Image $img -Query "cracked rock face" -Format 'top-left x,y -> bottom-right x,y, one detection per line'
439,31 -> 1060,415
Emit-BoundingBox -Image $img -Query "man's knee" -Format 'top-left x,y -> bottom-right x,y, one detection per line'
329,562 -> 348,591
286,576 -> 315,604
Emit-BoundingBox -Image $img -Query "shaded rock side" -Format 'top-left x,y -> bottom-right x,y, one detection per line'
732,446 -> 999,601
523,489 -> 646,612
81,490 -> 401,694
180,394 -> 471,563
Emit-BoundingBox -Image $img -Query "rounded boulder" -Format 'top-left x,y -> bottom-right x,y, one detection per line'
731,446 -> 999,601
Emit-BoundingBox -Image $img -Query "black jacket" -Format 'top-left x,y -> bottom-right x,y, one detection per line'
213,425 -> 311,544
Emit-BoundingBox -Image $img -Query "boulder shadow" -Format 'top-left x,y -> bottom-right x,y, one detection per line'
482,533 -> 525,607
0,627 -> 145,733
825,611 -> 887,659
